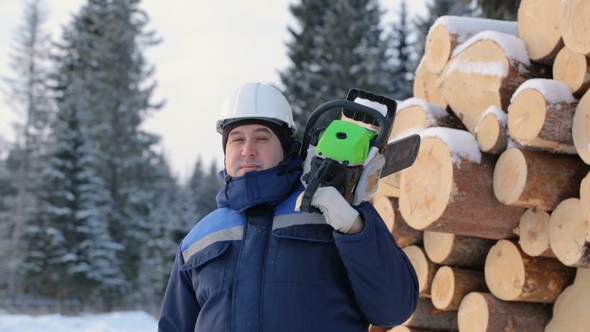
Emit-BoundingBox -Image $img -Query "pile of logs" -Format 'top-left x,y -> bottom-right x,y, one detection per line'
368,0 -> 590,330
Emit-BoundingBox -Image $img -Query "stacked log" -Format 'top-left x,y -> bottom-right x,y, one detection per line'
370,0 -> 590,330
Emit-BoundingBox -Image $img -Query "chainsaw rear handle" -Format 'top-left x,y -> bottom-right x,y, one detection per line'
300,99 -> 391,160
299,158 -> 338,213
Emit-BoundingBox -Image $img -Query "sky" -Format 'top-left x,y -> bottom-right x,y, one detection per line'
0,0 -> 427,182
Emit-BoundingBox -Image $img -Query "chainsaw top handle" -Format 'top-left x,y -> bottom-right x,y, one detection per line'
300,89 -> 396,160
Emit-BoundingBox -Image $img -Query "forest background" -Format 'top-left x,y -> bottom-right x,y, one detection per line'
0,0 -> 518,316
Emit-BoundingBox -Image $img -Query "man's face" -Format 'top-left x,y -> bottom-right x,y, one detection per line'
224,123 -> 285,177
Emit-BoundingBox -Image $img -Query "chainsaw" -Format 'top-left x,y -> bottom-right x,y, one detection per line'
299,88 -> 421,213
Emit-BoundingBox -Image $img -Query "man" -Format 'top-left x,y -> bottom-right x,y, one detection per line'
158,82 -> 418,331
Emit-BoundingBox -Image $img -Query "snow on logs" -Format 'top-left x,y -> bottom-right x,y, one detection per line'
507,79 -> 577,154
436,30 -> 550,134
424,16 -> 518,74
372,3 -> 590,329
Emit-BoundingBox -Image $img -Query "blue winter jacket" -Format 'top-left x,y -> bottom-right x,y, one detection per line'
158,149 -> 418,332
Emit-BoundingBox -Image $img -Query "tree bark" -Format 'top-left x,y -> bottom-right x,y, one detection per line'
425,16 -> 517,74
507,79 -> 577,154
436,32 -> 551,134
559,0 -> 590,56
549,197 -> 590,267
516,208 -> 555,258
403,298 -> 459,331
431,266 -> 488,311
423,231 -> 495,269
458,292 -> 552,332
493,147 -> 590,210
399,129 -> 525,239
553,45 -> 590,97
545,268 -> 590,331
517,0 -> 564,65
372,196 -> 423,248
484,239 -> 576,303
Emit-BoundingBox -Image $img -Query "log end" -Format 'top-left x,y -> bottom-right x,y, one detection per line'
493,148 -> 527,206
484,240 -> 525,301
431,266 -> 455,310
507,89 -> 547,145
573,92 -> 590,164
400,137 -> 453,230
425,24 -> 453,74
457,292 -> 490,332
549,198 -> 590,267
518,208 -> 551,257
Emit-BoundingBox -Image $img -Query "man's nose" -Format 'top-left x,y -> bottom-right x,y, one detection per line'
241,139 -> 256,156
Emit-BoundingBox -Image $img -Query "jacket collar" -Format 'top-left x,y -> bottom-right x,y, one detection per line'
216,148 -> 303,213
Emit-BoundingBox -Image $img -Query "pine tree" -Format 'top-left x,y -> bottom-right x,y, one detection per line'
474,0 -> 520,20
51,0 -> 166,297
280,0 -> 395,136
187,157 -> 222,220
0,0 -> 53,298
21,81 -> 124,310
386,0 -> 414,100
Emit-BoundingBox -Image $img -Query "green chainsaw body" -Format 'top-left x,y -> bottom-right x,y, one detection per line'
299,88 -> 420,212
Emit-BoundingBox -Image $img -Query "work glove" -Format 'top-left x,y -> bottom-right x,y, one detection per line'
295,186 -> 359,233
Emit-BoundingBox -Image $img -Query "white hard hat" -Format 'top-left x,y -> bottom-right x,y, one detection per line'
216,82 -> 297,136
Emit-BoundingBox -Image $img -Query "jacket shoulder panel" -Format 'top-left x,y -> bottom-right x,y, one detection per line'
181,208 -> 245,262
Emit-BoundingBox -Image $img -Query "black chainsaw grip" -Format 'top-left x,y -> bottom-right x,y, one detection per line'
299,158 -> 337,213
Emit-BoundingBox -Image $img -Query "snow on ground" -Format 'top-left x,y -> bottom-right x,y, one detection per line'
0,310 -> 157,332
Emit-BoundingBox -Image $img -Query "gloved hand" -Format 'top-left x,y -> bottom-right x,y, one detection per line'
295,186 -> 359,233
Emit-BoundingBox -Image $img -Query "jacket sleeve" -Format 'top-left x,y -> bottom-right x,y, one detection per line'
333,201 -> 419,327
158,246 -> 200,332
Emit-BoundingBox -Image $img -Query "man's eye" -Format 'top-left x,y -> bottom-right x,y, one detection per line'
231,137 -> 244,143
